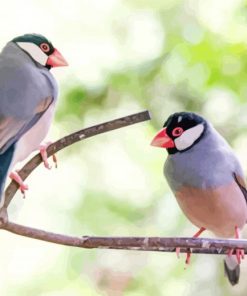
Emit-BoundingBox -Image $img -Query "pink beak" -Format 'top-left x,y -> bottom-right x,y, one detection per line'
151,128 -> 175,148
46,48 -> 68,67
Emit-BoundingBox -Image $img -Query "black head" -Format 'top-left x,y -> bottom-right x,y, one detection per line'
12,33 -> 68,69
151,112 -> 207,154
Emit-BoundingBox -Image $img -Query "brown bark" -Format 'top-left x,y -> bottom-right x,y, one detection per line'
1,110 -> 245,256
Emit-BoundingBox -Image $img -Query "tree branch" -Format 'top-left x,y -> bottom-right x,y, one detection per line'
3,110 -> 151,208
2,109 -> 247,258
2,221 -> 247,255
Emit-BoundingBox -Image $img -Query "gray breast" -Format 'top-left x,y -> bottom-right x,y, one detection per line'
164,124 -> 244,192
0,42 -> 58,119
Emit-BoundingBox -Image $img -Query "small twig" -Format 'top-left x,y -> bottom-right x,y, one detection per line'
2,221 -> 247,255
3,110 -> 151,208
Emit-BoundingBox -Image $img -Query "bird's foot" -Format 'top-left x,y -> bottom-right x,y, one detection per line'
228,226 -> 245,264
9,171 -> 28,197
185,227 -> 206,265
39,141 -> 57,169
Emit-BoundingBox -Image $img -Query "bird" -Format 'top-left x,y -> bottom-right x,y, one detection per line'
151,111 -> 247,285
0,33 -> 68,207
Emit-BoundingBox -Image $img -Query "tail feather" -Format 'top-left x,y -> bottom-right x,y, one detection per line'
224,256 -> 240,285
0,143 -> 15,207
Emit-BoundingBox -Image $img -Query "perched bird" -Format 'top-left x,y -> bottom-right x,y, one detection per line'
0,33 -> 68,206
151,112 -> 247,285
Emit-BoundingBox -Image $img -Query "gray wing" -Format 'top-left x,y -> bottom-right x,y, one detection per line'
233,173 -> 247,205
0,96 -> 53,154
232,154 -> 247,205
0,95 -> 53,202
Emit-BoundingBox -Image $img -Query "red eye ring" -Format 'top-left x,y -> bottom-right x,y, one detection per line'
172,127 -> 184,137
40,43 -> 50,53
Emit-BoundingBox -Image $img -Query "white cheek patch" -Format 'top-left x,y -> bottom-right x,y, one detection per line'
17,42 -> 48,66
174,124 -> 204,151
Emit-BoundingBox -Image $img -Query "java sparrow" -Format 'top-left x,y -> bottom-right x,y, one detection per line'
0,33 -> 68,206
151,112 -> 247,285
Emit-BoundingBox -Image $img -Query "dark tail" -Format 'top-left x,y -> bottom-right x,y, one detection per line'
0,143 -> 15,206
224,256 -> 240,285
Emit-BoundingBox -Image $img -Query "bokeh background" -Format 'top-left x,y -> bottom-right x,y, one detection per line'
1,0 -> 247,295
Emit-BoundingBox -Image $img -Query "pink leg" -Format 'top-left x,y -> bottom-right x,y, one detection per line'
39,142 -> 57,169
185,227 -> 206,265
10,171 -> 28,197
228,226 -> 245,264
235,226 -> 245,260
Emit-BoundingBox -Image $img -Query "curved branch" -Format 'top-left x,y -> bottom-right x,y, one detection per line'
3,110 -> 151,208
4,110 -> 245,258
3,221 -> 247,255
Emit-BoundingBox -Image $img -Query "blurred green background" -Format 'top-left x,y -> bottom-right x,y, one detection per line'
1,0 -> 247,295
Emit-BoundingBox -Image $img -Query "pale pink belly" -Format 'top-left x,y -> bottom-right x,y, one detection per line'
11,102 -> 55,166
175,181 -> 247,237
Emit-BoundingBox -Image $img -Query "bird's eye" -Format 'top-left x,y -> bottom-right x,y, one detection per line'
172,127 -> 184,137
40,43 -> 50,53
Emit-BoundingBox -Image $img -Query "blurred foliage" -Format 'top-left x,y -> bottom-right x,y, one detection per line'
3,0 -> 247,295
